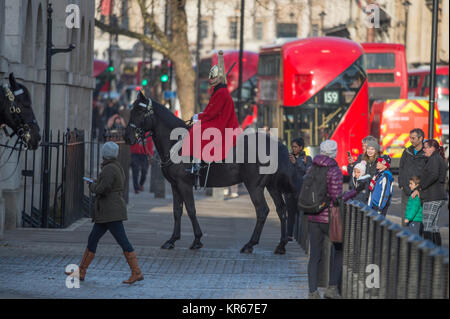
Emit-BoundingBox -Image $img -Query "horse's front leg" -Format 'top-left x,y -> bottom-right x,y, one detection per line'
161,184 -> 183,249
178,182 -> 203,249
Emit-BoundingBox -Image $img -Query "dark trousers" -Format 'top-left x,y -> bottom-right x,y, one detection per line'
87,221 -> 134,253
408,221 -> 423,236
401,192 -> 409,226
131,153 -> 149,192
307,222 -> 343,293
286,192 -> 300,237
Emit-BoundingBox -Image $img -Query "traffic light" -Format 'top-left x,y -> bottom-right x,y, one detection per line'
141,66 -> 150,87
160,59 -> 169,83
107,65 -> 114,72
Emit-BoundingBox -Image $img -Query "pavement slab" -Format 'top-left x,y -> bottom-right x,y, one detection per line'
0,189 -> 309,299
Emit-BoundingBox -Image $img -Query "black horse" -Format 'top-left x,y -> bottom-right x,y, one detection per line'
124,91 -> 297,254
0,73 -> 41,150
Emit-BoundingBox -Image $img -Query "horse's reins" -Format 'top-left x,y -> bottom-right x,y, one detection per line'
1,85 -> 35,148
0,85 -> 31,180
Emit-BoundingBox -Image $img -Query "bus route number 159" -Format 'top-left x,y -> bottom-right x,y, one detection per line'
324,91 -> 339,104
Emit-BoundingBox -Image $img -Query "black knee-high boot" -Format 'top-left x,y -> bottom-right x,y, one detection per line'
432,232 -> 442,247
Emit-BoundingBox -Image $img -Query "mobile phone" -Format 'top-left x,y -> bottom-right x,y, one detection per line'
83,177 -> 94,183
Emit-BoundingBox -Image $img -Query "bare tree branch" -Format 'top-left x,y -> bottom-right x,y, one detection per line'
94,19 -> 170,57
136,0 -> 171,49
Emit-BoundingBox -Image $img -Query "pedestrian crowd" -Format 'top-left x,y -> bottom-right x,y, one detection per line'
65,122 -> 447,298
92,97 -> 129,140
290,128 -> 447,299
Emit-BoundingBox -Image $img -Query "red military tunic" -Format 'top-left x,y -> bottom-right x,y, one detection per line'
181,84 -> 241,161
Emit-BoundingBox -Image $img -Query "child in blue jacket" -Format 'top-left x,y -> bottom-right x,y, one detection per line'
368,155 -> 394,216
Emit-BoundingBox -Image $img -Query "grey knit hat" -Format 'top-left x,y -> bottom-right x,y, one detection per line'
102,141 -> 119,159
366,139 -> 380,152
320,139 -> 338,159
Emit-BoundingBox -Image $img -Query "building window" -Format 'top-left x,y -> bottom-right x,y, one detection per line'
121,0 -> 129,29
311,24 -> 319,37
229,19 -> 238,39
200,20 -> 208,39
254,21 -> 263,40
276,23 -> 297,38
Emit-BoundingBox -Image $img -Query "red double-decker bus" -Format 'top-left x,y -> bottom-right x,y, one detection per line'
361,43 -> 408,104
256,37 -> 369,175
407,65 -> 449,101
198,50 -> 259,128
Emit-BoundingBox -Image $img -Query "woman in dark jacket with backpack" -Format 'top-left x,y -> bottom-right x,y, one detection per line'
65,142 -> 144,284
305,140 -> 343,299
411,139 -> 448,246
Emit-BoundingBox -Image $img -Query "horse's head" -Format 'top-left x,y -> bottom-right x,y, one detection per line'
1,73 -> 41,150
124,90 -> 154,145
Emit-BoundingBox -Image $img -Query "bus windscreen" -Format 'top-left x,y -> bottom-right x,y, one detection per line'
364,53 -> 396,70
284,56 -> 366,146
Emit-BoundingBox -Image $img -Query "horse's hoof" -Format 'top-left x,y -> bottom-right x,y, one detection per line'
240,245 -> 253,254
274,245 -> 286,255
161,241 -> 175,249
189,241 -> 203,250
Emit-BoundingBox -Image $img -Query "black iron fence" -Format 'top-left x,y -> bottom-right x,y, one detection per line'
21,128 -> 129,228
294,200 -> 449,299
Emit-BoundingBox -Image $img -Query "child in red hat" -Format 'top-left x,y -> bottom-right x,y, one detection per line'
368,155 -> 394,216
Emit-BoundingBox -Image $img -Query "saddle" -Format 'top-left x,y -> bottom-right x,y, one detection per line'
169,138 -> 212,190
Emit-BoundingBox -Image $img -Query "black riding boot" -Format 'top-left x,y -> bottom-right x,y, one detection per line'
432,232 -> 442,247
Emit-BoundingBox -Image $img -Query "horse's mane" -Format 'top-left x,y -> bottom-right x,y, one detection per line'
152,100 -> 187,129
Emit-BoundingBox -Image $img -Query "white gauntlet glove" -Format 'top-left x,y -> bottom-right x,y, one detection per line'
192,113 -> 202,123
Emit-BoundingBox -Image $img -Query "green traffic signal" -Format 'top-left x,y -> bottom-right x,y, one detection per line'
160,74 -> 169,82
108,66 -> 114,72
142,79 -> 148,86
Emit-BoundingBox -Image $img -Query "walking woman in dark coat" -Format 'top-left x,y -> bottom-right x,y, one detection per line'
65,142 -> 144,284
411,139 -> 448,246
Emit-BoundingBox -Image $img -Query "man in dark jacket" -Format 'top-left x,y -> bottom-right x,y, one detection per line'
398,128 -> 427,225
286,137 -> 312,241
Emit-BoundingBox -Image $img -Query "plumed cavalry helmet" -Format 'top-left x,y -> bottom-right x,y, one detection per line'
208,50 -> 227,87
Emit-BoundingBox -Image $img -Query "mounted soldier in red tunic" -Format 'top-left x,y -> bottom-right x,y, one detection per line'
181,51 -> 241,187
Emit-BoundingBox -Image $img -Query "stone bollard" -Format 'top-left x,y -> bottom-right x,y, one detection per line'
430,247 -> 449,299
212,187 -> 225,200
379,219 -> 393,299
406,234 -> 424,299
417,240 -> 436,299
386,223 -> 402,299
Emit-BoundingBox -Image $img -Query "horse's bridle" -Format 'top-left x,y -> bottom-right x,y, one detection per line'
1,85 -> 37,147
129,98 -> 154,150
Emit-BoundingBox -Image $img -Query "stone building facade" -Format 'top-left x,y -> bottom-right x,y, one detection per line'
0,0 -> 95,238
94,0 -> 448,73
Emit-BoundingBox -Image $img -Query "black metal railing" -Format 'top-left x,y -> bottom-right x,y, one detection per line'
294,200 -> 449,299
21,128 -> 130,228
